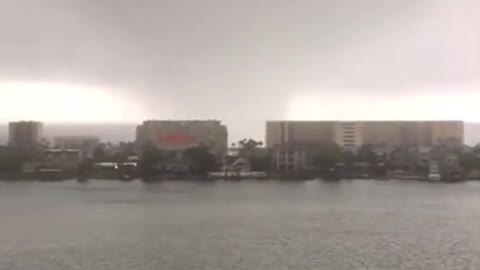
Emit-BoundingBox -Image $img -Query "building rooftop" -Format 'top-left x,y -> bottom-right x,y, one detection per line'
267,120 -> 464,123
143,119 -> 222,124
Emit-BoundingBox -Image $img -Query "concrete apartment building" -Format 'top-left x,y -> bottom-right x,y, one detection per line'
266,121 -> 362,149
361,121 -> 464,147
136,120 -> 228,156
8,121 -> 43,151
334,122 -> 363,149
266,121 -> 464,149
266,121 -> 336,148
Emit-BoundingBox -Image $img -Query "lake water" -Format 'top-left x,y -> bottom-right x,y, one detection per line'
1,179 -> 480,270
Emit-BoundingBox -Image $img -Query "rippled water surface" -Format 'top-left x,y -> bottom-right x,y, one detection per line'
1,180 -> 480,270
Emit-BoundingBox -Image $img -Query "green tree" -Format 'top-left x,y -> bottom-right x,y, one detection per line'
237,139 -> 271,171
0,146 -> 23,174
250,154 -> 271,171
312,143 -> 341,169
77,158 -> 94,178
238,139 -> 263,157
139,144 -> 162,178
458,152 -> 480,173
93,145 -> 107,162
341,150 -> 356,168
184,145 -> 217,174
356,144 -> 378,164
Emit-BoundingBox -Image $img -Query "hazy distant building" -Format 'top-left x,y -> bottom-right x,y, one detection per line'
266,121 -> 464,149
8,121 -> 43,151
136,120 -> 228,156
361,121 -> 464,147
43,149 -> 83,171
53,135 -> 100,156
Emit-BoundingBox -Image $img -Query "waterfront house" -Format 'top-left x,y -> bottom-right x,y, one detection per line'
271,142 -> 319,179
22,149 -> 82,180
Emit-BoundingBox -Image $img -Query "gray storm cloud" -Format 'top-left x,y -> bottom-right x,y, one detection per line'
0,0 -> 478,140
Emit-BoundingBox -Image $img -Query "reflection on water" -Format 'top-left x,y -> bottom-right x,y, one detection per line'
1,180 -> 480,270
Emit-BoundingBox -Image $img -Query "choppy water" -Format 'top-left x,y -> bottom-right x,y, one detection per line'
1,179 -> 480,270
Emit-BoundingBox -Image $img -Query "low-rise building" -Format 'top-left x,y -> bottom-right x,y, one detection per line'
42,149 -> 83,171
272,142 -> 317,172
23,149 -> 82,175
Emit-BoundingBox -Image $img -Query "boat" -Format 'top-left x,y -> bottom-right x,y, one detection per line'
427,172 -> 441,181
387,170 -> 426,181
120,174 -> 134,181
427,162 -> 441,181
77,177 -> 89,183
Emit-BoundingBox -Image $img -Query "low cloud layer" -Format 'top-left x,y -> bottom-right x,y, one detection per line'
0,0 -> 478,140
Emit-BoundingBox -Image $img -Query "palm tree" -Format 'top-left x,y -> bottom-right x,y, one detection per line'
238,139 -> 263,157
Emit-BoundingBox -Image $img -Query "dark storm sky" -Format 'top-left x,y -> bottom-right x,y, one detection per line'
0,0 -> 478,140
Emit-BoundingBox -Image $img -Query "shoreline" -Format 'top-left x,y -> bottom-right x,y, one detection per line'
0,177 -> 477,183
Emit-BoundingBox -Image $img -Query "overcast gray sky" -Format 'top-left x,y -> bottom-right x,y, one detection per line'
0,0 -> 478,141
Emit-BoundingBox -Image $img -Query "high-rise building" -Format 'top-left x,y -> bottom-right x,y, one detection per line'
136,120 -> 228,156
361,121 -> 464,147
266,121 -> 464,149
8,121 -> 43,151
431,121 -> 464,147
334,122 -> 363,150
266,121 -> 336,148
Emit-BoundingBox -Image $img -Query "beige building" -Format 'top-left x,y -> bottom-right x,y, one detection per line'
361,121 -> 431,146
8,121 -> 43,151
266,121 -> 464,149
431,121 -> 464,146
361,121 -> 464,147
136,120 -> 228,156
334,122 -> 363,150
266,121 -> 336,148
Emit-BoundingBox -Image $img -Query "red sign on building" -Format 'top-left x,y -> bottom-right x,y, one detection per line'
158,133 -> 197,146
